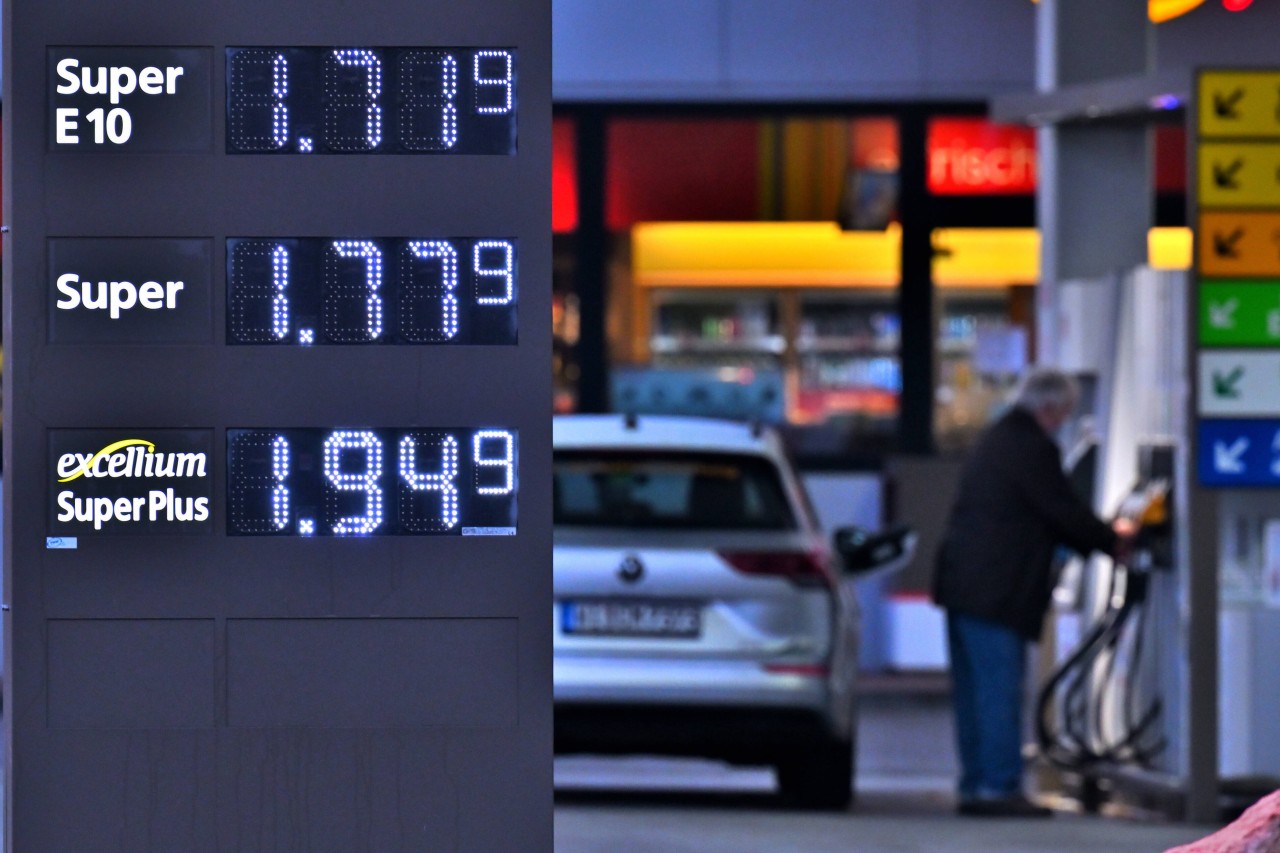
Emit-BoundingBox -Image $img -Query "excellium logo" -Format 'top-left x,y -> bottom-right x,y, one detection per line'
54,436 -> 210,530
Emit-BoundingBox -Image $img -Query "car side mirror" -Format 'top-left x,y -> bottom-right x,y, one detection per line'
832,524 -> 917,577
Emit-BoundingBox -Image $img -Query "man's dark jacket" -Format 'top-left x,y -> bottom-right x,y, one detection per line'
932,406 -> 1118,640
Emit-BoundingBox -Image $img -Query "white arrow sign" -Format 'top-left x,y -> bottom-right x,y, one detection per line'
1209,298 -> 1239,329
1199,351 -> 1280,416
1215,437 -> 1249,474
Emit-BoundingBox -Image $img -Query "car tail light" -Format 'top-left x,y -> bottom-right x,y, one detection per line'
717,550 -> 833,588
762,662 -> 830,677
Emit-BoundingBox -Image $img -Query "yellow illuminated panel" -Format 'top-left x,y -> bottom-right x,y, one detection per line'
1150,227 -> 1193,271
1198,71 -> 1280,138
1198,143 -> 1280,208
633,223 -> 1192,289
932,229 -> 1039,287
632,222 -> 901,288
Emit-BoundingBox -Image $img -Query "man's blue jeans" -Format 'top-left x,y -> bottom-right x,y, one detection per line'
946,611 -> 1027,801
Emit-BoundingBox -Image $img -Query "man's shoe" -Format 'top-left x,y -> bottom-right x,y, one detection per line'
957,795 -> 1053,818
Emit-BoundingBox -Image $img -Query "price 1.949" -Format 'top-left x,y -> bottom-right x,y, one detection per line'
228,428 -> 518,536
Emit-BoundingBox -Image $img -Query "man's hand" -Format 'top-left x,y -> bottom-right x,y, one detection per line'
1111,517 -> 1138,563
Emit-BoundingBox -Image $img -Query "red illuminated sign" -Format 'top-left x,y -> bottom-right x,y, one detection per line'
927,118 -> 1037,196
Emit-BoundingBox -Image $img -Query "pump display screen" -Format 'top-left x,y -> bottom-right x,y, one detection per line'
228,428 -> 517,536
227,237 -> 517,345
226,47 -> 516,154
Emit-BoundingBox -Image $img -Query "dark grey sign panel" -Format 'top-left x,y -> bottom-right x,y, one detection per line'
48,47 -> 213,152
8,1 -> 550,850
48,238 -> 213,343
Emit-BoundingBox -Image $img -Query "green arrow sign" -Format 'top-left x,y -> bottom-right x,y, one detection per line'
1200,280 -> 1280,346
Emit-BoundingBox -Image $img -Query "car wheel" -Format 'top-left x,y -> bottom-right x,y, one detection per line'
776,736 -> 855,811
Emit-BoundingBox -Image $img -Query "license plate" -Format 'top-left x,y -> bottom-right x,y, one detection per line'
562,599 -> 701,638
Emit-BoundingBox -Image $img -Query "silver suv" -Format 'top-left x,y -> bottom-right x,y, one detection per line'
552,414 -> 911,809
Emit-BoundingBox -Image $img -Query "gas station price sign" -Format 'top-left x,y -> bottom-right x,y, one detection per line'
12,3 -> 550,844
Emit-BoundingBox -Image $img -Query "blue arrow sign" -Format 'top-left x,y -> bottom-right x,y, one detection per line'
1199,419 -> 1280,486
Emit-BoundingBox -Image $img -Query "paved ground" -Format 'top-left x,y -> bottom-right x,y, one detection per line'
554,687 -> 1216,852
554,760 -> 1212,853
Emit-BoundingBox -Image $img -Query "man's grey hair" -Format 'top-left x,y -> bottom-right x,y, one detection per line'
1012,367 -> 1079,415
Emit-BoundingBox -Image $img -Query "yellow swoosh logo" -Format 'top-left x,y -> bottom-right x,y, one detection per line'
58,439 -> 155,482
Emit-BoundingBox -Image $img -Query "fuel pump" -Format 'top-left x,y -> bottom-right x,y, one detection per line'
1036,443 -> 1175,783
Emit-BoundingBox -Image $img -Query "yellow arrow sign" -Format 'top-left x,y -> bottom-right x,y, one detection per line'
1199,211 -> 1280,276
1198,142 -> 1280,208
1199,70 -> 1280,138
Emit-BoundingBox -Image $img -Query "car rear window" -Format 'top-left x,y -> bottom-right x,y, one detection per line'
553,450 -> 797,530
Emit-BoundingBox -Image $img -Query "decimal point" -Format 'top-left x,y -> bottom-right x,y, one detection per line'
298,137 -> 313,153
299,518 -> 315,535
299,328 -> 315,345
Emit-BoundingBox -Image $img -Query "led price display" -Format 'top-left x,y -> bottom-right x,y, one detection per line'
228,428 -> 517,536
228,237 -> 516,345
227,47 -> 516,154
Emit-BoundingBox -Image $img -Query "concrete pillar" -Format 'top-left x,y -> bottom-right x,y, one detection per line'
1035,0 -> 1152,362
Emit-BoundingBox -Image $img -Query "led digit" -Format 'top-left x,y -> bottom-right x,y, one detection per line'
473,430 -> 515,495
230,240 -> 292,343
324,49 -> 383,151
229,431 -> 292,533
228,50 -> 290,151
402,241 -> 459,342
473,51 -> 513,115
473,241 -> 515,305
270,435 -> 291,530
271,244 -> 290,341
400,51 -> 458,151
323,430 -> 385,535
398,432 -> 460,532
325,240 -> 384,342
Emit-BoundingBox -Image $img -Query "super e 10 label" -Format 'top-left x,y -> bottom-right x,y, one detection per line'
48,47 -> 212,152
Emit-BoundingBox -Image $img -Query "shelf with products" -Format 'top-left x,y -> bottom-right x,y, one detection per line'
648,292 -> 785,358
793,293 -> 901,428
935,287 -> 1034,453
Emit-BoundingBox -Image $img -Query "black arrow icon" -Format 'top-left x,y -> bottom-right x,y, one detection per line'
1214,158 -> 1245,189
1213,366 -> 1245,399
1214,228 -> 1245,258
1215,87 -> 1245,119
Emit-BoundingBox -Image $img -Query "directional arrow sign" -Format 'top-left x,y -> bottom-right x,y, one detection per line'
1215,436 -> 1249,473
1198,143 -> 1280,207
1200,281 -> 1280,345
1199,420 -> 1280,486
1212,86 -> 1245,120
1212,157 -> 1244,190
1199,70 -> 1280,138
1212,365 -> 1245,398
1207,296 -> 1239,329
1199,212 -> 1280,277
1212,227 -> 1244,259
1199,351 -> 1280,416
